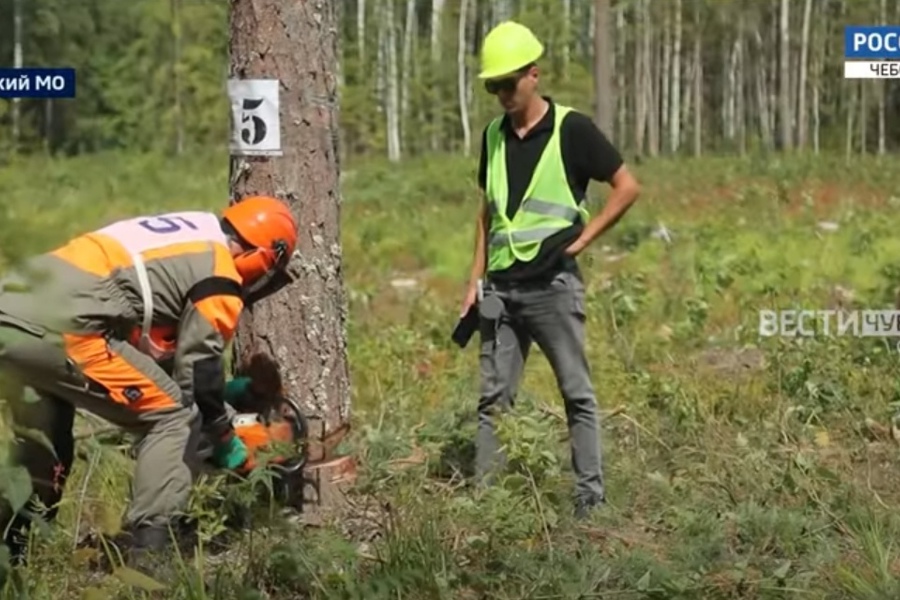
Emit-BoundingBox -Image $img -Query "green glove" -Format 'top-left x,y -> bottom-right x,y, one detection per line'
212,433 -> 249,470
223,377 -> 252,406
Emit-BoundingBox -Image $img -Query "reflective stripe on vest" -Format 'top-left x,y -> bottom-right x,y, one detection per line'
483,103 -> 589,271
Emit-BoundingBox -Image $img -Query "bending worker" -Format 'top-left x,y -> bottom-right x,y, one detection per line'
0,196 -> 297,562
461,21 -> 641,519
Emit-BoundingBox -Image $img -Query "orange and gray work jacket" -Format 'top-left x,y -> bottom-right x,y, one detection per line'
0,210 -> 243,431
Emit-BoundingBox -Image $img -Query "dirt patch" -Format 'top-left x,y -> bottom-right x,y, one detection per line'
693,347 -> 767,376
663,180 -> 892,219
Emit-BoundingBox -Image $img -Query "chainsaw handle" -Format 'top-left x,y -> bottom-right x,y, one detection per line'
270,395 -> 309,475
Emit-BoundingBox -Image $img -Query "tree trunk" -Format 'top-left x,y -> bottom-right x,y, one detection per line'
644,0 -> 659,156
692,0 -> 702,157
754,30 -> 772,150
593,0 -> 614,138
670,0 -> 681,153
633,0 -> 646,156
778,0 -> 791,150
400,0 -> 416,151
385,0 -> 401,162
228,0 -> 352,511
357,0 -> 366,62
430,0 -> 445,151
796,0 -> 811,149
457,0 -> 472,156
661,2 -> 671,145
616,4 -> 626,146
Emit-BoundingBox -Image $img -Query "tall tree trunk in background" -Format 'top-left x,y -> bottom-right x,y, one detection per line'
670,0 -> 681,153
811,0 -> 821,154
726,26 -> 737,144
385,0 -> 401,161
661,3 -> 671,145
400,0 -> 416,151
228,0 -> 352,510
754,30 -> 772,150
357,0 -> 366,62
736,11 -> 746,155
430,0 -> 445,151
616,5 -> 626,146
692,0 -> 702,156
778,0 -> 791,150
12,0 -> 23,150
376,0 -> 386,122
457,0 -> 472,156
633,0 -> 646,155
593,0 -> 613,138
645,0 -> 659,156
172,0 -> 184,155
796,0 -> 811,149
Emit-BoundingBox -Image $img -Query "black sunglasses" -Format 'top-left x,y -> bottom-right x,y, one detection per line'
484,64 -> 535,95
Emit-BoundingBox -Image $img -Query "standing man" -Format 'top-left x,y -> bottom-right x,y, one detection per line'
460,21 -> 640,519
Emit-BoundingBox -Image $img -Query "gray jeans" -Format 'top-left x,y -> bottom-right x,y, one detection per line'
475,269 -> 604,502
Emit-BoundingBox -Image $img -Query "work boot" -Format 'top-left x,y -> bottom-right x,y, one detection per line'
574,495 -> 605,521
91,524 -> 174,576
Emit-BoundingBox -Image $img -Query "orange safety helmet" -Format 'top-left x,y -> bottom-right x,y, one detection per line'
222,196 -> 298,290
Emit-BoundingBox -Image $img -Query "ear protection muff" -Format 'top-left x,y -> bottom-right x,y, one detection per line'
236,239 -> 290,296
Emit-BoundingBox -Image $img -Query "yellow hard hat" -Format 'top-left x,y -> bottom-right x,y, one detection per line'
478,21 -> 544,80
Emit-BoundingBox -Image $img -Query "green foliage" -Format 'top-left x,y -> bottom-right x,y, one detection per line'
3,150 -> 900,597
1,0 -> 896,159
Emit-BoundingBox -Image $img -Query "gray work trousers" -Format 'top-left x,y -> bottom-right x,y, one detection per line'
475,269 -> 605,502
0,310 -> 202,548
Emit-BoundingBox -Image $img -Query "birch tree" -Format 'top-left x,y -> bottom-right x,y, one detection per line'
384,0 -> 401,162
778,0 -> 791,149
458,0 -> 472,156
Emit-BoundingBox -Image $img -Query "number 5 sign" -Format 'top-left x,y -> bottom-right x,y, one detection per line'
227,78 -> 282,156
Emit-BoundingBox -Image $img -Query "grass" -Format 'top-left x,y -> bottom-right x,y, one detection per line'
3,148 -> 900,598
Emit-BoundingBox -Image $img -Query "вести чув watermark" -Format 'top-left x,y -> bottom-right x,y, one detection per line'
758,309 -> 900,338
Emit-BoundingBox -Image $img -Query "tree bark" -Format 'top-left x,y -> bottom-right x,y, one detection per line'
670,0 -> 681,153
430,0 -> 445,151
593,0 -> 614,138
692,0 -> 702,157
796,0 -> 811,149
228,0 -> 352,511
457,0 -> 472,156
615,4 -> 626,146
384,0 -> 401,162
778,0 -> 791,150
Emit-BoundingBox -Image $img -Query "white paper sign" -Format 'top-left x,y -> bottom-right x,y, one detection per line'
228,78 -> 282,156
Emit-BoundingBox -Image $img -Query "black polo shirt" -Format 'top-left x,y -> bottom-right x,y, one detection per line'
477,97 -> 624,283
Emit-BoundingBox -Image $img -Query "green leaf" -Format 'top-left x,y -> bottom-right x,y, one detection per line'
636,570 -> 651,591
82,587 -> 107,600
773,559 -> 792,580
113,566 -> 167,591
0,465 -> 33,513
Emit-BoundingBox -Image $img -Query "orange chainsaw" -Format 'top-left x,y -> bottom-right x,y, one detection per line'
197,369 -> 309,479
226,395 -> 309,475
